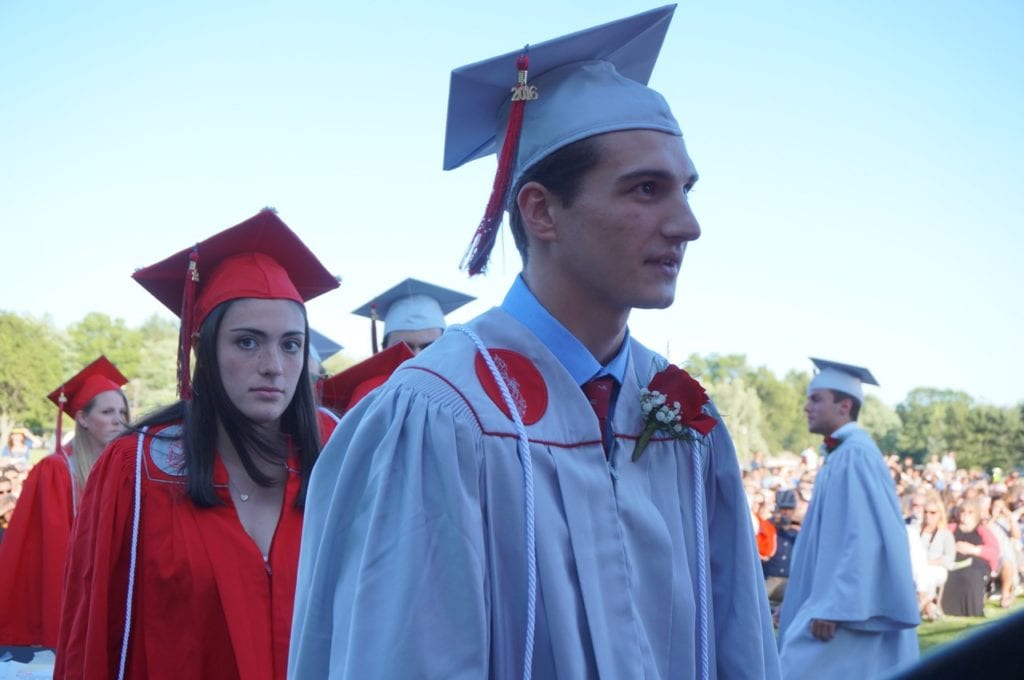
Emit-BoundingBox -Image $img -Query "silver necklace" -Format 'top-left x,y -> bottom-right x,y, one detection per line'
226,464 -> 289,501
227,476 -> 254,502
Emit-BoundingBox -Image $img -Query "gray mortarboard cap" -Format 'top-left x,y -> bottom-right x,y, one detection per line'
807,357 -> 879,403
444,4 -> 681,184
352,278 -> 475,339
308,328 -> 344,365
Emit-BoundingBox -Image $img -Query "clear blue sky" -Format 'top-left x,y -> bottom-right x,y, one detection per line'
2,0 -> 1021,407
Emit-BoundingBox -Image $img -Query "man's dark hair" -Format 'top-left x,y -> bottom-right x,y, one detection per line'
132,299 -> 322,509
829,389 -> 862,421
507,135 -> 603,262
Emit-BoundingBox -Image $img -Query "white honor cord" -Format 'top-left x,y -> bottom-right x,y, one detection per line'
62,450 -> 78,518
118,426 -> 146,680
451,325 -> 536,680
693,437 -> 710,680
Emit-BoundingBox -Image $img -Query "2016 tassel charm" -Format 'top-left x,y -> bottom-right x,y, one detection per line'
462,53 -> 537,276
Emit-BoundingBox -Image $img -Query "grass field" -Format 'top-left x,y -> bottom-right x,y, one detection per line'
918,595 -> 1023,654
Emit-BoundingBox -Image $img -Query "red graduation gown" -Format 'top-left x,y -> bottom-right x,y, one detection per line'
0,452 -> 75,647
55,420 -> 330,680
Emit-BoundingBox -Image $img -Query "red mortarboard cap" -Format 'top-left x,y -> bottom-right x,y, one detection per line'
48,356 -> 129,416
132,209 -> 339,332
47,356 -> 129,453
131,208 -> 340,398
320,342 -> 414,414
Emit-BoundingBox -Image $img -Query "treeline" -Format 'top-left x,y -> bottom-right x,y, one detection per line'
2,311 -> 1022,472
0,311 -> 179,445
674,354 -> 1022,472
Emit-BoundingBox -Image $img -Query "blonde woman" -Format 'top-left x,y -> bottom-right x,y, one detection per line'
917,490 -> 955,620
0,356 -> 129,647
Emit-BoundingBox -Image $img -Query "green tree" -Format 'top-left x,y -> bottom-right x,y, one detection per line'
128,314 -> 179,418
747,366 -> 808,454
705,377 -> 768,464
66,312 -> 142,379
685,353 -> 750,384
860,395 -> 903,453
0,312 -> 65,445
958,405 -> 1022,471
896,388 -> 973,459
783,369 -> 819,452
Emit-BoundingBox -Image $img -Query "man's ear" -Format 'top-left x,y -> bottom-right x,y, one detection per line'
837,397 -> 852,418
516,181 -> 559,244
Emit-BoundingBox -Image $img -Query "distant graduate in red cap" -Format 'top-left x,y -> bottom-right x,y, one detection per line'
0,356 -> 129,648
55,208 -> 339,680
319,342 -> 415,418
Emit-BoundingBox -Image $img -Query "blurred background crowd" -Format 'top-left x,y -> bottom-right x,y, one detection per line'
746,447 -> 1024,624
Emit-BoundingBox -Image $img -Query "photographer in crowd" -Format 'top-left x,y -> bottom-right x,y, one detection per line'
764,488 -> 801,610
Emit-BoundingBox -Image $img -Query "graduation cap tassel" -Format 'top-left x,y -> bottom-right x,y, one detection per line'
178,249 -> 200,400
55,390 -> 67,456
463,53 -> 535,276
370,304 -> 380,355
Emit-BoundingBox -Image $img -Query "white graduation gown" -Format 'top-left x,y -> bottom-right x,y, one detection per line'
290,308 -> 781,679
777,424 -> 920,680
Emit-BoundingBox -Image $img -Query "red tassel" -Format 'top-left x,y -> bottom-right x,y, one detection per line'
55,390 -> 67,456
370,303 -> 380,355
463,53 -> 535,276
178,248 -> 200,400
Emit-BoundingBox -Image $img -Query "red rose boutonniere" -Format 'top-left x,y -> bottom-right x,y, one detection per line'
632,364 -> 718,462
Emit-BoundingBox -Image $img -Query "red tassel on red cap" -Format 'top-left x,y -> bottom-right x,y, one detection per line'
178,248 -> 200,400
54,390 -> 67,456
463,53 -> 536,276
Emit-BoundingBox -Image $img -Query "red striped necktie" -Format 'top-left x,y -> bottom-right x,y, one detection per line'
583,376 -> 615,454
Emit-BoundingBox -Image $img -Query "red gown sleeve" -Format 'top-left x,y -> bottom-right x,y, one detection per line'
0,454 -> 74,647
54,437 -> 137,680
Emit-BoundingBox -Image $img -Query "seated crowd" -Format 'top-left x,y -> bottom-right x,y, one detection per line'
744,449 -> 1024,622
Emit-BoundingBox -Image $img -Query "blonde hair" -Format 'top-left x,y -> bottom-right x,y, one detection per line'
68,391 -> 129,508
922,489 -> 947,526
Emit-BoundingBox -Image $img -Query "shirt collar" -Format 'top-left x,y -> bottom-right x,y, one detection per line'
830,422 -> 859,440
501,275 -> 630,387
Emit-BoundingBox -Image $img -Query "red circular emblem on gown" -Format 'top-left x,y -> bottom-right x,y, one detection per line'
474,348 -> 548,426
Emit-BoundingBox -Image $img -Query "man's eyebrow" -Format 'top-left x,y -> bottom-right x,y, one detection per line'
616,168 -> 699,186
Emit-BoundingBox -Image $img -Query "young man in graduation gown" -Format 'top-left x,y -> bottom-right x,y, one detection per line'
291,7 -> 780,679
777,359 -> 919,679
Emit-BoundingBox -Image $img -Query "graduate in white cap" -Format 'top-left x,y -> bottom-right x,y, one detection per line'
778,358 -> 920,679
292,7 -> 780,679
352,277 -> 475,355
